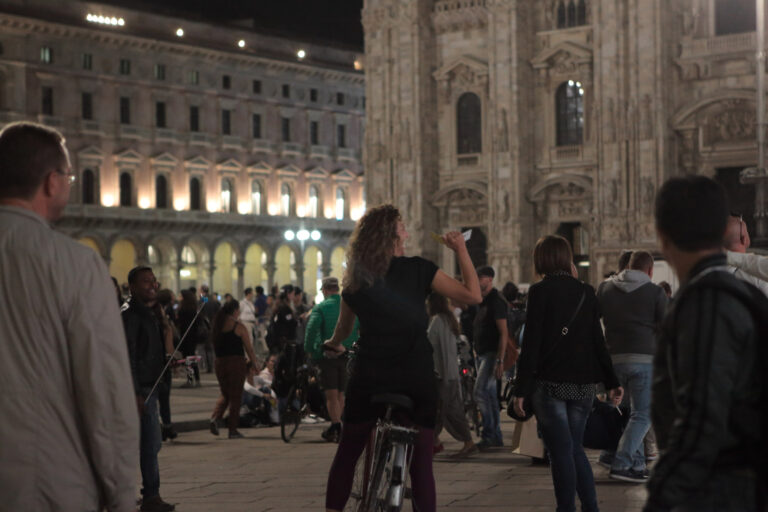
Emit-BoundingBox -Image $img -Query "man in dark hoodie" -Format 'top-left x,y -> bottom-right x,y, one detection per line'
597,250 -> 668,483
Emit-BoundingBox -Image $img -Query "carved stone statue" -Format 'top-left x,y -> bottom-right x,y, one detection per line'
498,108 -> 509,153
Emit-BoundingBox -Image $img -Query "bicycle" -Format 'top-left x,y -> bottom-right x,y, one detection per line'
457,339 -> 481,437
346,393 -> 419,512
280,362 -> 328,443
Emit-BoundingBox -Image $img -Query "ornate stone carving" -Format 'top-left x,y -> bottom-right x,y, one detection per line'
558,200 -> 586,217
640,177 -> 655,209
498,108 -> 509,153
432,1 -> 489,34
704,103 -> 756,145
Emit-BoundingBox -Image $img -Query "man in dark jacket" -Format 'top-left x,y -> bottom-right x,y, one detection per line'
645,176 -> 765,512
597,250 -> 667,483
122,266 -> 175,512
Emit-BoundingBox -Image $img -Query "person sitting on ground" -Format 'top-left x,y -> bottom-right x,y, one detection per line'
242,360 -> 279,426
208,300 -> 258,439
427,292 -> 477,458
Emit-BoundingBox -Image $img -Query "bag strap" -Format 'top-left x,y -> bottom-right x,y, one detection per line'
561,290 -> 586,336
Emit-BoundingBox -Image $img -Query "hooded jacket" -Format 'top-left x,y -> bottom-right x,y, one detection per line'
596,269 -> 668,362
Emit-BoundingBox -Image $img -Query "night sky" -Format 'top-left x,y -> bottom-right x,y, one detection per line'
100,0 -> 365,49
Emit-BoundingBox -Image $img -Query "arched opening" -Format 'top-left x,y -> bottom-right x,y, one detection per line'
335,187 -> 346,220
303,246 -> 322,300
190,176 -> 202,211
244,243 -> 268,290
221,178 -> 235,213
330,246 -> 346,283
180,244 -> 200,290
213,241 -> 238,295
109,239 -> 137,288
77,237 -> 101,255
251,180 -> 263,215
456,93 -> 482,154
275,245 -> 296,287
119,172 -> 132,207
309,185 -> 320,218
556,80 -> 584,146
82,168 -> 96,205
155,175 -> 168,209
281,182 -> 293,216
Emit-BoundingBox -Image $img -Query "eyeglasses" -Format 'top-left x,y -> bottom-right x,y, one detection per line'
56,169 -> 76,185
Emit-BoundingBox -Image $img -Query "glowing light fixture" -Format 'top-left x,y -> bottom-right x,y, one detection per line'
354,59 -> 363,71
310,230 -> 321,241
297,229 -> 310,241
237,39 -> 246,48
138,197 -> 150,209
173,198 -> 186,211
180,269 -> 191,278
176,28 -> 184,37
297,49 -> 306,60
86,13 -> 125,26
102,194 -> 115,207
284,230 -> 295,241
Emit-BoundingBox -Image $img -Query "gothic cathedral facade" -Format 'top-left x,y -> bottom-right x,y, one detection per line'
362,0 -> 760,286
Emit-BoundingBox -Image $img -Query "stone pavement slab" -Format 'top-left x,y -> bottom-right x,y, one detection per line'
156,388 -> 648,512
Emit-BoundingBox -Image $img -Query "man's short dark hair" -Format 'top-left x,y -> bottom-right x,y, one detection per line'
618,251 -> 633,272
244,287 -> 253,296
629,250 -> 654,272
255,286 -> 264,294
476,265 -> 495,279
0,122 -> 68,200
655,176 -> 728,251
127,266 -> 153,285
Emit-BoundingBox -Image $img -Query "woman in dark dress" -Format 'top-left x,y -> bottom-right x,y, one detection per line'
512,235 -> 623,512
323,205 -> 482,512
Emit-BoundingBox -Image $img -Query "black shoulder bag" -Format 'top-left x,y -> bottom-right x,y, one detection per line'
507,288 -> 586,422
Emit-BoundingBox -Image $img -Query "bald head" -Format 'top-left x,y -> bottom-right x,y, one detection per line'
723,215 -> 750,253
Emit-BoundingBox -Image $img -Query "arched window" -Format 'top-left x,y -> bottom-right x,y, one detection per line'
181,246 -> 196,265
221,178 -> 234,213
576,0 -> 586,25
556,0 -> 587,29
251,181 -> 262,215
155,175 -> 168,209
557,1 -> 567,28
555,80 -> 584,146
715,0 -> 755,35
82,168 -> 95,205
335,187 -> 345,220
119,172 -> 132,207
281,183 -> 292,216
190,177 -> 202,211
456,93 -> 482,154
309,185 -> 320,218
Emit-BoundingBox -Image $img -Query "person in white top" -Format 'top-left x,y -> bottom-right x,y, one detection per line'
0,122 -> 139,511
723,214 -> 768,296
239,287 -> 258,339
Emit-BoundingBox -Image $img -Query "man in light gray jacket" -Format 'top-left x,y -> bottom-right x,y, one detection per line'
597,250 -> 668,483
0,122 -> 139,511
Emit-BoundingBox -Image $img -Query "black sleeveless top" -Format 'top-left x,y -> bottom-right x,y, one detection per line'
214,328 -> 245,357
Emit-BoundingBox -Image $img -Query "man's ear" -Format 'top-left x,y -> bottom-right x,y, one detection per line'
41,171 -> 57,198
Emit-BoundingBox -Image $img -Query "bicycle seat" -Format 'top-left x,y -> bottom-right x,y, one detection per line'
371,393 -> 414,412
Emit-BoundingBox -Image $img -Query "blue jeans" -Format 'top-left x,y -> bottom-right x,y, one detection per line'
610,362 -> 651,471
473,353 -> 502,443
532,387 -> 598,512
140,392 -> 162,497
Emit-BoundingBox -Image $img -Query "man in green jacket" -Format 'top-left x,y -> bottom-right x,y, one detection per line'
304,277 -> 358,442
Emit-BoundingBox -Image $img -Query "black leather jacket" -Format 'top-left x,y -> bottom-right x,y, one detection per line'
122,299 -> 166,397
645,254 -> 763,511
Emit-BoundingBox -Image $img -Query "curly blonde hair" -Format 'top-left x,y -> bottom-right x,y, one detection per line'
342,204 -> 401,293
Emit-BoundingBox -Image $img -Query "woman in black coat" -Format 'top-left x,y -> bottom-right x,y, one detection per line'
513,235 -> 623,512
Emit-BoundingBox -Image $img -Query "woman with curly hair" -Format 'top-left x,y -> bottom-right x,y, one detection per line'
323,204 -> 482,512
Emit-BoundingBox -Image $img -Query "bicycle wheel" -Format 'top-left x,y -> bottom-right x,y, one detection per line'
280,387 -> 300,443
366,440 -> 393,511
345,443 -> 370,511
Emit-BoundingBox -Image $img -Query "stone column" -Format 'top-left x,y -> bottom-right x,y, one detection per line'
320,262 -> 333,278
235,260 -> 245,297
265,261 -> 277,290
174,257 -> 183,294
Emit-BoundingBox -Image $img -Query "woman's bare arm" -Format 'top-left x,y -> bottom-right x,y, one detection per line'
431,231 -> 482,305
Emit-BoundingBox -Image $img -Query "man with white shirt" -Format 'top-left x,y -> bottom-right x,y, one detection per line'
724,213 -> 768,296
239,287 -> 258,349
0,122 -> 138,511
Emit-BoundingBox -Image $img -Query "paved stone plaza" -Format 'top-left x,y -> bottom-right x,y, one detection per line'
157,378 -> 647,511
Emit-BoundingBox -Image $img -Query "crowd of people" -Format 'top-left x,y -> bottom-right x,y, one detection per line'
1,119 -> 766,512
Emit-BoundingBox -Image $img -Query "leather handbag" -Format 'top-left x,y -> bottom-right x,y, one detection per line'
507,288 -> 586,422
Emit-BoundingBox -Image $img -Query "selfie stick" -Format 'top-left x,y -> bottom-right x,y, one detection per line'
145,302 -> 207,405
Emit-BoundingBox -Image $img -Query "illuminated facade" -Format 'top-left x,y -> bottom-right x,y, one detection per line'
363,0 -> 761,287
0,0 -> 365,296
